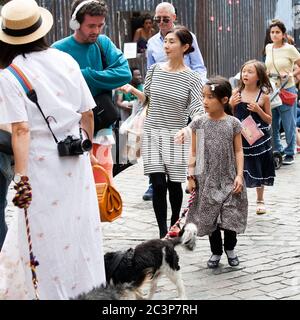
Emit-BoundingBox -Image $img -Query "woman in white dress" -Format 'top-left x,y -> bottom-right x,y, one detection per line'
0,0 -> 106,299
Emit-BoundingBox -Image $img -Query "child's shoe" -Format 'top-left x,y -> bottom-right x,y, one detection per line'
207,255 -> 221,269
225,250 -> 239,267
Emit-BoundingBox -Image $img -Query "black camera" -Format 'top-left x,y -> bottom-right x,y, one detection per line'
57,135 -> 92,157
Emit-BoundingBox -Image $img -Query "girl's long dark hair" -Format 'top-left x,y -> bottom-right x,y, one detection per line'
238,60 -> 273,94
0,37 -> 49,68
206,76 -> 233,115
262,27 -> 272,58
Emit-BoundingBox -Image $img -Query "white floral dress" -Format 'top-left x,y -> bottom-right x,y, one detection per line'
0,49 -> 106,300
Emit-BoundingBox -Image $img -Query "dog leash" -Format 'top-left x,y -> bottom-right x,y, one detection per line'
7,65 -> 40,300
165,190 -> 197,239
13,176 -> 40,300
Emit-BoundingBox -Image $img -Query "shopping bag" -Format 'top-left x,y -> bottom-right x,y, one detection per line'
270,80 -> 282,109
93,165 -> 122,222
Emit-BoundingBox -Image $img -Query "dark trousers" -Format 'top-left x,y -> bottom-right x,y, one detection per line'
0,170 -> 9,251
209,227 -> 237,255
150,173 -> 183,239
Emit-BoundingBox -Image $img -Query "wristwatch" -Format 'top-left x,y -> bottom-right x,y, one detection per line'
14,173 -> 25,184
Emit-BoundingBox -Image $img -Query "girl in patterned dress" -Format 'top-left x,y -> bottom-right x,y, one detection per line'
176,77 -> 248,269
230,60 -> 275,215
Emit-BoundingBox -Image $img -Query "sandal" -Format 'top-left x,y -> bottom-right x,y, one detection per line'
256,201 -> 266,215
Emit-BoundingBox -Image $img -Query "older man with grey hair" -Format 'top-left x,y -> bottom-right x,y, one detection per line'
147,2 -> 207,80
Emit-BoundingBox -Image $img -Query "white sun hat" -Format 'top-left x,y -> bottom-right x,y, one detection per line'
0,0 -> 53,45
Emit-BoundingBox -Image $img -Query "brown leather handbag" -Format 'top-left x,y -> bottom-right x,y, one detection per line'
93,165 -> 122,222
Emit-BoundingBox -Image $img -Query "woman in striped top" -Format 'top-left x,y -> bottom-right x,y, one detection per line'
119,26 -> 204,238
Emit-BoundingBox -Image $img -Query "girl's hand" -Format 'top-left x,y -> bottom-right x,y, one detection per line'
174,127 -> 191,144
247,103 -> 261,113
233,175 -> 243,194
229,91 -> 241,108
187,178 -> 196,193
118,84 -> 133,94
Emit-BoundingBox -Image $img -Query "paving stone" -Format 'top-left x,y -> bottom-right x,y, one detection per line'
256,276 -> 286,285
259,282 -> 287,293
267,286 -> 300,299
234,289 -> 266,299
4,151 -> 300,300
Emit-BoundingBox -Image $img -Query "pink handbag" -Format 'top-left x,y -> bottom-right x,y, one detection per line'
241,115 -> 264,146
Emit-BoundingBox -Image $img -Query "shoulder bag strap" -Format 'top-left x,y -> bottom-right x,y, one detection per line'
7,64 -> 59,144
149,63 -> 157,91
255,89 -> 263,103
144,64 -> 157,115
248,89 -> 264,116
95,38 -> 107,69
271,45 -> 281,78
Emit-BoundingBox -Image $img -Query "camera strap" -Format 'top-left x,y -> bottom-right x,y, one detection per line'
7,64 -> 59,144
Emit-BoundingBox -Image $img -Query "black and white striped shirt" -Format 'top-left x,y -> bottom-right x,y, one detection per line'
142,63 -> 204,182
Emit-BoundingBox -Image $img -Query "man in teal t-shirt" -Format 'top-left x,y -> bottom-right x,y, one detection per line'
52,0 -> 131,183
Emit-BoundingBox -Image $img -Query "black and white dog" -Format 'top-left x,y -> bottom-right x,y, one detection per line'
76,223 -> 197,300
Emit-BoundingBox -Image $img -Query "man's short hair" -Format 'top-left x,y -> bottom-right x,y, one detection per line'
71,0 -> 108,24
156,2 -> 176,15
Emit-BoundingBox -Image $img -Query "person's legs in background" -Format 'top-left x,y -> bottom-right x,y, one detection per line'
150,173 -> 168,239
93,144 -> 114,185
297,107 -> 300,128
143,176 -> 153,201
280,101 -> 297,164
296,107 -> 300,152
167,178 -> 183,227
297,128 -> 300,153
272,107 -> 284,154
0,170 -> 10,251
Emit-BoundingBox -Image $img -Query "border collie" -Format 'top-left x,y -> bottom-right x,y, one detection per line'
76,223 -> 197,300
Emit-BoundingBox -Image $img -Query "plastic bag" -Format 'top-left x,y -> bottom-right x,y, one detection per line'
119,100 -> 146,161
119,100 -> 142,134
270,80 -> 282,109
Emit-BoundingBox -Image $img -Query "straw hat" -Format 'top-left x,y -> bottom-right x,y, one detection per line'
0,0 -> 53,45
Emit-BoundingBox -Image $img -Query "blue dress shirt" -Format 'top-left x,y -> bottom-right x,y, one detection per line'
147,31 -> 207,81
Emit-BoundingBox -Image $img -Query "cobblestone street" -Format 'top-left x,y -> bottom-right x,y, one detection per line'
5,153 -> 300,300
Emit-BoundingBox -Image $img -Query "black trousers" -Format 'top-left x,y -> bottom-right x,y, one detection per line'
150,173 -> 183,239
209,227 -> 237,255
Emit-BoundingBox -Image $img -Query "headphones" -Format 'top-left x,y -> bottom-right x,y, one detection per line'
69,0 -> 98,30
